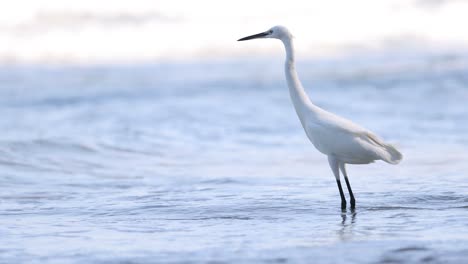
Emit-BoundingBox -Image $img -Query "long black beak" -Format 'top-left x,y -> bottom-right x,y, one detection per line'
237,31 -> 269,41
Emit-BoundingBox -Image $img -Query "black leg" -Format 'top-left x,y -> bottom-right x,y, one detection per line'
344,177 -> 356,209
329,156 -> 347,210
340,163 -> 356,209
336,179 -> 346,210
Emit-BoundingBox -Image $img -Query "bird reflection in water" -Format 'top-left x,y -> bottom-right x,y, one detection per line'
339,209 -> 357,241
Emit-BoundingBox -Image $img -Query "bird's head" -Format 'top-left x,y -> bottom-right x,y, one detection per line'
237,25 -> 293,42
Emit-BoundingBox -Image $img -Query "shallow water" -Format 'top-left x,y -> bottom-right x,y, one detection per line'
1,54 -> 468,263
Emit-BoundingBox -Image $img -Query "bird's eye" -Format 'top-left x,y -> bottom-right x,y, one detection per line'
268,30 -> 273,34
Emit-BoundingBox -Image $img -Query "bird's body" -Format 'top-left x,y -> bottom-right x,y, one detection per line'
238,26 -> 402,210
301,105 -> 401,165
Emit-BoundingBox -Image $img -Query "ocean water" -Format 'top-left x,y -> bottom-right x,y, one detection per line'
1,53 -> 468,263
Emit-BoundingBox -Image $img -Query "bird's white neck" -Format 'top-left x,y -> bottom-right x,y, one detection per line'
281,37 -> 315,120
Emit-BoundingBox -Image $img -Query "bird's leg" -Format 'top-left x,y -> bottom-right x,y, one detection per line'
339,163 -> 356,209
328,156 -> 346,210
336,179 -> 346,210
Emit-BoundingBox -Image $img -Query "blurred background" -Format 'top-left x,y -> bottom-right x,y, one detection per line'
1,1 -> 468,263
2,0 -> 468,63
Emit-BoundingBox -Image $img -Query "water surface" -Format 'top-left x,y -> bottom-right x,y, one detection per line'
1,54 -> 468,263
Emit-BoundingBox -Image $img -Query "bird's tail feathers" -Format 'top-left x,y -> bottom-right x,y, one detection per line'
365,133 -> 403,164
380,143 -> 403,164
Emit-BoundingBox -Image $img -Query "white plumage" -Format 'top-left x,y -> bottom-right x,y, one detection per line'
238,25 -> 402,210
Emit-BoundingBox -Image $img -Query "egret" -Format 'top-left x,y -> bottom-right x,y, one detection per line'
238,26 -> 402,210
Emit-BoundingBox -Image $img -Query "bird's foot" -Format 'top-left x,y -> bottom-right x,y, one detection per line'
341,200 -> 347,211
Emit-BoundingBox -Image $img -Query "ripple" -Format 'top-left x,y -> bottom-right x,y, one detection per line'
392,246 -> 429,253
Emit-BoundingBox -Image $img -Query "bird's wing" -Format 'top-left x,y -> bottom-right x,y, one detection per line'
307,109 -> 402,164
313,109 -> 369,136
316,111 -> 387,146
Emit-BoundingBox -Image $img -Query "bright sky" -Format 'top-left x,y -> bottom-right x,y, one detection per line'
1,0 -> 468,63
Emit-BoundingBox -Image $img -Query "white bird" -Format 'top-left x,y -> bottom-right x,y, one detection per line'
238,26 -> 402,210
